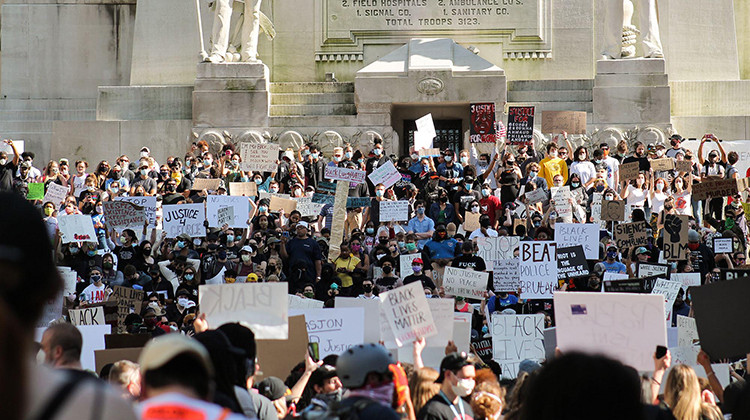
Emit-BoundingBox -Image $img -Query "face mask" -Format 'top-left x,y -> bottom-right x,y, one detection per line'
422,164 -> 430,172
382,266 -> 393,274
44,207 -> 54,216
571,182 -> 580,188
140,169 -> 148,176
351,244 -> 361,252
375,190 -> 384,197
333,155 -> 342,163
607,251 -> 617,259
595,185 -> 605,192
303,291 -> 315,298
366,228 -> 375,235
176,241 -> 186,249
411,153 -> 419,161
533,221 -> 541,228
203,159 -> 212,167
312,152 -> 319,159
482,189 -> 490,197
481,326 -> 489,334
87,250 -> 96,257
218,251 -> 227,259
95,205 -> 103,213
529,171 -> 538,178
471,206 -> 480,213
241,254 -> 251,262
416,208 -> 425,215
657,149 -> 665,157
178,297 -> 189,307
460,156 -> 469,165
465,183 -> 473,190
87,185 -> 96,192
397,241 -> 406,249
603,150 -> 610,157
259,206 -> 268,213
437,232 -> 447,239
90,274 -> 102,283
373,148 -> 383,156
0,159 -> 6,166
656,182 -> 664,191
379,237 -> 389,245
51,167 -> 59,174
294,189 -> 302,196
688,242 -> 700,251
452,378 -> 475,397
549,151 -> 558,158
345,152 -> 353,159
184,273 -> 194,281
732,200 -> 740,208
440,196 -> 448,203
579,153 -> 586,160
675,181 -> 683,188
605,195 -> 614,200
103,262 -> 113,270
405,243 -> 417,252
363,284 -> 373,293
270,187 -> 279,193
478,160 -> 488,167
445,156 -> 453,162
193,238 -> 201,246
412,265 -> 422,273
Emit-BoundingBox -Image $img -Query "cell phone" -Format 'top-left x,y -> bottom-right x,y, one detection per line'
282,231 -> 290,238
308,342 -> 319,362
656,345 -> 668,359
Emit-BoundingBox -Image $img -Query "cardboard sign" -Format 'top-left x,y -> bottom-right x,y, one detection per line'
294,197 -> 326,218
620,162 -> 640,181
470,103 -> 497,143
162,203 -> 206,238
651,279 -> 682,320
525,188 -> 547,204
95,347 -> 143,374
675,160 -> 693,173
506,106 -> 535,146
418,148 -> 440,157
381,282 -> 437,347
368,160 -> 402,189
556,245 -> 589,280
58,214 -> 97,243
43,182 -> 68,208
379,200 -> 409,222
27,182 -> 44,200
103,200 -> 145,229
554,292 -> 667,371
255,315 -> 308,381
69,307 -> 106,326
206,195 -> 249,228
519,241 -> 557,299
199,283 -> 288,339
601,200 -> 625,221
493,259 -> 520,292
477,236 -> 520,262
614,221 -> 648,251
636,262 -> 671,279
720,268 -> 750,282
269,195 -> 298,214
651,158 -> 675,171
443,267 -> 489,299
115,196 -> 157,227
229,181 -> 257,197
712,237 -> 733,254
554,223 -> 599,260
692,177 -> 743,200
541,110 -> 586,134
327,181 -> 349,262
240,142 -> 279,173
400,253 -> 422,278
691,278 -> 750,359
335,297 -> 381,344
191,177 -> 222,192
676,315 -> 699,347
109,286 -> 144,333
463,212 -> 480,232
662,214 -> 689,260
291,307 -> 365,358
491,314 -> 545,378
324,166 -> 366,185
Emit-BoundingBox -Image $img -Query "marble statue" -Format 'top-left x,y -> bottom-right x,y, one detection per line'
601,0 -> 663,59
205,0 -> 272,63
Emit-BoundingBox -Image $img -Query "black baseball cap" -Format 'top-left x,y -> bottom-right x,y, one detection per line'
435,352 -> 472,383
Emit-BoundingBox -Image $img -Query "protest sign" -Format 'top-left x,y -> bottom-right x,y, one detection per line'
418,148 -> 441,157
396,299 -> 457,368
506,106 -> 534,146
493,259 -> 520,292
291,308 -> 365,358
58,214 -> 97,243
554,292 -> 667,371
259,192 -> 291,201
379,200 -> 409,222
103,200 -> 145,229
692,177 -> 743,200
316,181 -> 337,194
614,221 -> 648,251
541,110 -> 586,134
620,162 -> 640,181
295,197 -> 326,218
240,142 -> 279,172
38,291 -> 64,328
109,286 -> 144,333
671,273 -> 701,290
288,294 -> 325,310
199,283 -> 289,339
463,212 -> 480,232
368,160 -> 402,189
519,241 -> 557,299
663,214 -> 689,260
27,182 -> 44,200
636,262 -> 670,279
162,203 -> 206,238
229,181 -> 257,197
651,279 -> 682,320
381,282 -> 437,347
400,253 -> 421,278
675,160 -> 693,173
255,316 -> 308,381
115,196 -> 157,227
551,186 -> 573,223
0,139 -> 24,156
556,245 -> 589,280
59,266 -> 78,296
651,158 -> 675,171
591,193 -> 605,227
206,195 -> 248,228
414,130 -> 434,151
324,166 -> 366,185
69,307 -> 106,326
216,206 -> 234,227
327,181 -> 349,262
95,348 -> 143,374
676,315 -> 699,347
601,200 -> 625,221
554,223 -> 599,260
603,276 -> 660,293
720,268 -> 750,282
525,188 -> 547,204
43,182 -> 69,208
443,267 -> 489,299
491,314 -> 545,378
312,193 -> 335,205
335,297 -> 382,344
712,237 -> 733,254
416,113 -> 437,140
269,195 -> 298,215
470,103 -> 497,143
477,236 -> 520,262
472,337 -> 494,363
691,278 -> 750,359
191,177 -> 222,192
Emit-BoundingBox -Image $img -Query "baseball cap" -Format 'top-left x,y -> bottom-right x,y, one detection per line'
688,230 -> 700,243
139,333 -> 213,376
297,221 -> 309,229
635,247 -> 649,255
412,258 -> 423,265
309,365 -> 338,388
240,245 -> 254,254
177,233 -> 191,241
256,376 -> 291,401
435,352 -> 472,383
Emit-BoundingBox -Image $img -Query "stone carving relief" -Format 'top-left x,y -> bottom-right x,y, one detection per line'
637,126 -> 666,145
593,127 -> 626,149
199,130 -> 227,155
416,77 -> 444,96
321,130 -> 344,155
236,130 -> 265,144
277,130 -> 304,151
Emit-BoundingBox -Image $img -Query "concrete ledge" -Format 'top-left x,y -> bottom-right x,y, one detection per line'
593,86 -> 671,124
594,73 -> 668,87
193,91 -> 269,127
196,62 -> 269,80
671,80 -> 750,116
596,58 -> 665,75
671,116 -> 750,140
97,86 -> 193,121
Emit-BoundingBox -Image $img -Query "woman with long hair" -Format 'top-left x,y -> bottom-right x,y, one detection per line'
664,364 -> 723,420
408,367 -> 440,414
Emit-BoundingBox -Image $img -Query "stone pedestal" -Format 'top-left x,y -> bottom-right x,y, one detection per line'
192,62 -> 270,128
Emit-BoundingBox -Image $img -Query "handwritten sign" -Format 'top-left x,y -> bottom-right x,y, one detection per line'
381,282 -> 437,347
368,160 -> 402,189
491,314 -> 545,378
493,259 -> 520,292
295,197 -> 326,218
675,160 -> 692,173
470,103 -> 497,143
676,315 -> 699,347
269,195 -> 298,215
620,162 -> 640,181
651,279 -> 683,321
692,177 -> 744,200
418,148 -> 440,157
27,182 -> 44,200
312,193 -> 335,205
463,212 -> 480,232
720,268 -> 750,282
551,186 -> 572,222
541,110 -> 586,134
69,307 -> 105,326
602,200 -> 625,221
416,113 -> 437,140
288,294 -> 325,310
324,166 -> 366,185
477,236 -> 520,262
216,206 -> 234,227
229,181 -> 257,197
663,214 -> 689,260
206,195 -> 248,228
556,245 -> 589,280
651,158 -> 675,171
506,106 -> 535,146
400,253 -> 422,278
43,182 -> 68,208
291,307 -> 365,358
240,142 -> 279,173
109,286 -> 144,333
191,177 -> 222,192
162,203 -> 206,238
115,196 -> 157,227
379,200 -> 409,222
614,221 -> 648,251
671,273 -> 701,290
636,262 -> 670,279
347,197 -> 371,208
554,292 -> 667,371
713,237 -> 733,254
443,267 -> 489,299
58,214 -> 97,243
554,223 -> 599,260
525,188 -> 547,204
520,241 -> 557,299
103,201 -> 145,229
199,283 -> 289,339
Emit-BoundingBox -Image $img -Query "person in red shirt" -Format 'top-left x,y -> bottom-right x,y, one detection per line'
479,182 -> 502,228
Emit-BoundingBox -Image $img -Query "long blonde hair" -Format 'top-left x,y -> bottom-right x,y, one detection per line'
409,367 -> 440,413
664,364 -> 702,420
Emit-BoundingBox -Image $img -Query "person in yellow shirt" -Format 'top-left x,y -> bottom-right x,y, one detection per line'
333,243 -> 361,294
538,142 -> 568,187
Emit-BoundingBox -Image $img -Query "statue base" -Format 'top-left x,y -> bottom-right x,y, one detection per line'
192,62 -> 270,128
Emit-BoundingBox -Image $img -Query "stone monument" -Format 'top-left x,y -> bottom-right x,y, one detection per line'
205,0 -> 270,63
601,0 -> 663,59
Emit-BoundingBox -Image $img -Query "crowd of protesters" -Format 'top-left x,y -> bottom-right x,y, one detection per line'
2,131 -> 750,420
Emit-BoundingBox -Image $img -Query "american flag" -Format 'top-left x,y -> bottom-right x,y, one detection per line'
495,121 -> 507,139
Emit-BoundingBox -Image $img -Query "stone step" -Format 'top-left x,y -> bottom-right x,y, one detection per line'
271,92 -> 355,105
507,101 -> 593,113
508,90 -> 592,103
270,82 -> 355,94
269,115 -> 358,127
269,104 -> 357,116
0,109 -> 96,121
507,79 -> 594,92
0,98 -> 97,110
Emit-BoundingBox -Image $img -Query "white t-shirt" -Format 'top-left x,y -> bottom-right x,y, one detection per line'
139,392 -> 246,420
468,228 -> 499,240
72,174 -> 88,197
603,156 -> 620,188
651,191 -> 669,215
81,283 -> 107,303
625,185 -> 647,207
570,161 -> 597,186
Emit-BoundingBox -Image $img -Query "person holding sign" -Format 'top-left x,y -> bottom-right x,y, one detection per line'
620,170 -> 649,214
80,266 -> 113,304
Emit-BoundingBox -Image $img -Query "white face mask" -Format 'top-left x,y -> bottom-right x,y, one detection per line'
656,182 -> 664,191
177,297 -> 189,307
452,378 -> 475,397
605,195 -> 614,200
578,153 -> 586,160
657,149 -> 665,157
549,151 -> 558,158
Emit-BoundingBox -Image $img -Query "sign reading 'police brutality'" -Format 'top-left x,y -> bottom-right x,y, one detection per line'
381,282 -> 437,347
520,241 -> 557,299
443,267 -> 489,299
199,283 -> 289,339
162,203 -> 205,238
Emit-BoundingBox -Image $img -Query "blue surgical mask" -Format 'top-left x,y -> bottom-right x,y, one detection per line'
366,228 -> 375,235
374,148 -> 383,156
529,171 -> 538,178
465,184 -> 473,190
176,241 -> 186,249
345,152 -> 353,159
482,189 -> 490,197
423,164 -> 430,172
398,241 -> 405,249
184,273 -> 194,281
87,250 -> 96,257
70,246 -> 79,254
417,208 -> 425,215
445,156 -> 453,162
481,326 -> 489,334
259,206 -> 268,213
375,190 -> 384,197
312,152 -> 319,159
254,178 -> 263,184
572,182 -> 580,188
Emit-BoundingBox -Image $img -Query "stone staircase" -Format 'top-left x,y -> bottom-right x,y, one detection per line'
507,79 -> 594,123
270,82 -> 356,117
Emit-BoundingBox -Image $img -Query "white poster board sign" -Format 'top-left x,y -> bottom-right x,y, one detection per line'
115,196 -> 158,227
676,315 -> 699,347
288,294 -> 325,310
240,142 -> 279,173
491,314 -> 545,378
476,236 -> 520,262
368,160 -> 402,189
493,259 -> 520,292
381,282 -> 437,347
206,195 -> 249,228
69,307 -> 106,326
416,113 -> 437,139
43,182 -> 69,209
36,325 -> 110,372
199,283 -> 289,339
58,214 -> 98,244
551,186 -> 573,223
379,200 -> 409,222
519,241 -> 557,299
335,297 -> 382,344
290,307 -> 365,358
651,279 -> 682,321
400,253 -> 421,278
443,267 -> 489,299
554,223 -> 599,260
670,273 -> 701,290
162,203 -> 206,238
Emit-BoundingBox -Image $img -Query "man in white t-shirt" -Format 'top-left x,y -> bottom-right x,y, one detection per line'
81,266 -> 112,304
600,143 -> 620,191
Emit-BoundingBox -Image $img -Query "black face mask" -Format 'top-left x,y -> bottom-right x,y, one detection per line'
363,284 -> 373,293
379,237 -> 388,245
382,266 -> 393,274
440,196 -> 448,203
166,185 -> 176,192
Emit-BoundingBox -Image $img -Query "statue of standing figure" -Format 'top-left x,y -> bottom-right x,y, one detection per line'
601,0 -> 663,59
204,0 -> 275,63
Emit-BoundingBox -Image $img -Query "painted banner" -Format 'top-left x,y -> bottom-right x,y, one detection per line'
470,102 -> 497,143
109,286 -> 144,333
229,182 -> 257,197
199,283 -> 289,339
400,253 -> 422,278
477,236 -> 520,262
651,279 -> 683,321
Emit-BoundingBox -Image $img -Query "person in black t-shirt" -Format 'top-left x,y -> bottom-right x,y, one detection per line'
451,241 -> 486,272
403,258 -> 437,292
